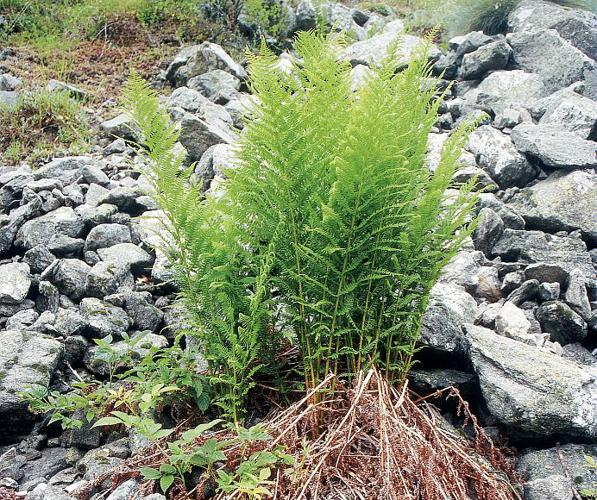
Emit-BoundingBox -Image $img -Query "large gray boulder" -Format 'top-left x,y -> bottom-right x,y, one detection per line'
0,330 -> 62,441
492,229 -> 594,279
33,157 -> 92,186
511,123 -> 597,169
467,125 -> 536,188
509,0 -> 597,61
464,69 -> 547,114
508,170 -> 597,245
465,324 -> 597,438
507,29 -> 597,93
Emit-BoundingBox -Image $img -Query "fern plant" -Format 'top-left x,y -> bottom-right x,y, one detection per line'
221,32 -> 479,392
124,32 -> 478,419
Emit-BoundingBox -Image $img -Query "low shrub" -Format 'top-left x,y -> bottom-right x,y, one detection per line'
0,88 -> 90,164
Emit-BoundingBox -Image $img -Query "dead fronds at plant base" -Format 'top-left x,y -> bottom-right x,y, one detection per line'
103,368 -> 521,499
255,368 -> 520,500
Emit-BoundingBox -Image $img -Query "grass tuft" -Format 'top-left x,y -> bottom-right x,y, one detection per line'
0,88 -> 90,165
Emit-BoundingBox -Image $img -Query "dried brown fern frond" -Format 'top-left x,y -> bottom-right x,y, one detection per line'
100,368 -> 520,500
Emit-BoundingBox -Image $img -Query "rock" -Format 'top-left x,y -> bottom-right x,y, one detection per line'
536,300 -> 587,345
408,368 -> 475,396
187,70 -> 241,101
53,309 -> 87,337
459,40 -> 512,80
495,302 -> 533,340
100,113 -> 138,141
0,262 -> 31,304
472,208 -> 504,255
96,187 -> 145,216
464,70 -> 547,114
85,261 -> 134,298
340,22 -> 439,68
509,0 -> 597,61
193,143 -> 237,189
507,29 -> 597,93
0,198 -> 42,256
524,262 -> 569,286
420,282 -> 477,355
0,73 -> 21,91
295,0 -> 316,31
5,308 -> 38,330
508,170 -> 597,245
23,245 -> 57,274
47,79 -> 87,100
517,444 -> 597,500
478,193 -> 525,230
564,268 -> 591,320
26,483 -> 74,500
84,224 -> 131,252
97,243 -> 153,275
105,480 -> 139,500
492,229 -> 593,279
123,292 -> 163,332
16,207 -> 85,251
178,112 -> 236,162
0,90 -> 18,108
167,42 -> 247,87
532,86 -> 597,139
0,330 -> 62,441
506,279 -> 540,306
33,157 -> 92,186
538,282 -> 560,301
80,298 -> 130,339
168,88 -> 233,126
511,123 -> 597,169
83,332 -> 167,376
465,324 -> 597,438
41,259 -> 91,301
467,125 -> 536,188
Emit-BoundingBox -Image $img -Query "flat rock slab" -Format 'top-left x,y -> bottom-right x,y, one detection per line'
465,324 -> 597,438
0,330 -> 63,439
509,169 -> 597,244
511,123 -> 597,169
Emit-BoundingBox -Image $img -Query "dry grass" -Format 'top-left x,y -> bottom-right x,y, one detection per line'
97,368 -> 521,499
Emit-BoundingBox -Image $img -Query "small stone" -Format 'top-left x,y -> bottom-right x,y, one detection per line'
459,40 -> 512,80
85,224 -> 131,252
